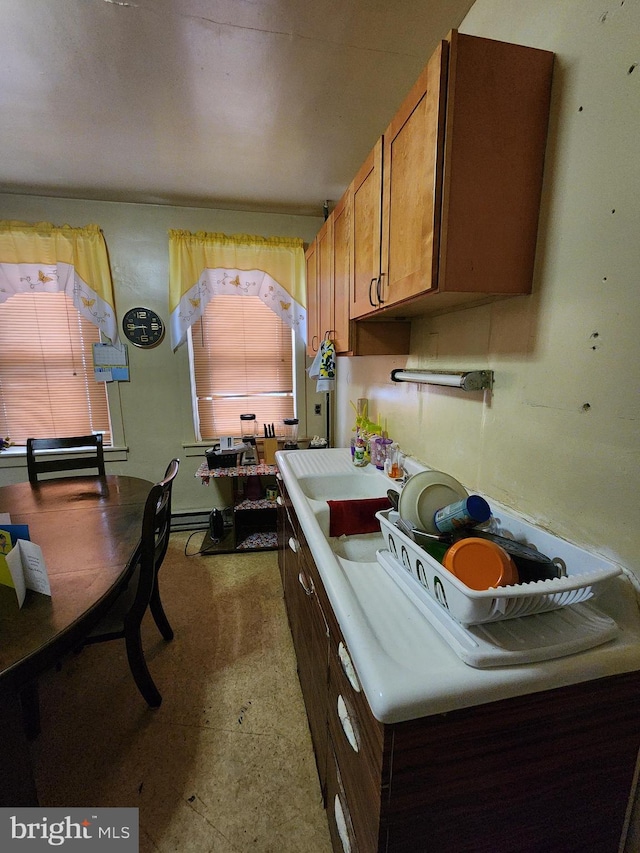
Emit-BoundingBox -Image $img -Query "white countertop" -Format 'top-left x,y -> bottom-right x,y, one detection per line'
277,448 -> 640,724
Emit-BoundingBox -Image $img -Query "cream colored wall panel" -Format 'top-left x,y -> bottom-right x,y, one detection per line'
336,0 -> 640,585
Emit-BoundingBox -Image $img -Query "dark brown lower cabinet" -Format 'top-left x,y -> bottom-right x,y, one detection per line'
277,477 -> 640,853
278,478 -> 329,790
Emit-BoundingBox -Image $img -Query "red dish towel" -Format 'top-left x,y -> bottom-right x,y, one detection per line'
327,496 -> 392,537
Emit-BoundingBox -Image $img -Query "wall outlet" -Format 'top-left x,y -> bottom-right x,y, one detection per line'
314,404 -> 322,415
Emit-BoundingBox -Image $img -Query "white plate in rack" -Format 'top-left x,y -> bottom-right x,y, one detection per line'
398,470 -> 468,533
376,549 -> 619,668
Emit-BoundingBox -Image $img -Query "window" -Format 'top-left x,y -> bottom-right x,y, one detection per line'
0,291 -> 111,444
191,294 -> 294,439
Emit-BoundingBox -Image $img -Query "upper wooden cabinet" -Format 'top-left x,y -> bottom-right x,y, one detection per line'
351,139 -> 383,318
351,30 -> 554,320
379,40 -> 447,311
331,190 -> 351,355
305,239 -> 319,356
306,214 -> 337,356
308,181 -> 411,357
316,216 -> 334,347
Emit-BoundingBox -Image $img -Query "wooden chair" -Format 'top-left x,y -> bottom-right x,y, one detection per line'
26,434 -> 106,484
19,459 -> 180,738
82,458 -> 180,707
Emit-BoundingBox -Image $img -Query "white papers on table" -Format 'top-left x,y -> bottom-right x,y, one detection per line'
6,540 -> 51,607
0,519 -> 51,608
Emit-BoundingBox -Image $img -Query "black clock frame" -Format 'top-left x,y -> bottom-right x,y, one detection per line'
122,307 -> 165,348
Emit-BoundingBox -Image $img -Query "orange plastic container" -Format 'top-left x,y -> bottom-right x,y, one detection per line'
442,537 -> 519,590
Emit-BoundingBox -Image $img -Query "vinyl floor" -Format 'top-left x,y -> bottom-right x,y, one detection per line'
29,532 -> 333,853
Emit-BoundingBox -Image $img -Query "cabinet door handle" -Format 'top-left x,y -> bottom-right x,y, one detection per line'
377,273 -> 385,305
288,536 -> 299,553
368,276 -> 378,307
333,794 -> 353,853
276,495 -> 283,506
298,570 -> 314,596
337,695 -> 359,752
312,334 -> 319,352
338,642 -> 361,693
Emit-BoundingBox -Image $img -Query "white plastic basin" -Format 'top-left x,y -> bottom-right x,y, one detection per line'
330,531 -> 386,562
297,471 -> 389,501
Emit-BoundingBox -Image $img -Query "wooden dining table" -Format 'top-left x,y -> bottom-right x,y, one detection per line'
0,474 -> 152,806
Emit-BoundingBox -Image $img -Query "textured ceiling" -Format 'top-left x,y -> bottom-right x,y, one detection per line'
0,0 -> 476,216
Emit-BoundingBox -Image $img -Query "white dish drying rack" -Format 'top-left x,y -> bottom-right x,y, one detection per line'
375,508 -> 622,667
376,549 -> 618,668
376,509 -> 621,625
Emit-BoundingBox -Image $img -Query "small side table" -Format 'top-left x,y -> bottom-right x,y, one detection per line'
195,460 -> 279,552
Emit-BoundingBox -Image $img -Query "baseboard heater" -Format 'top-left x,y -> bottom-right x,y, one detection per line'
170,511 -> 210,532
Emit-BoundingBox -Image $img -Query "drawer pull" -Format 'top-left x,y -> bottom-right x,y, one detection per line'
298,571 -> 314,596
337,695 -> 359,753
338,642 -> 361,693
288,536 -> 299,553
333,794 -> 352,853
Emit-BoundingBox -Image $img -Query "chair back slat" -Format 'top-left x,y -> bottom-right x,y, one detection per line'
26,435 -> 105,484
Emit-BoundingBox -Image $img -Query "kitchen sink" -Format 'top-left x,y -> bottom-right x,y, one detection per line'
296,469 -> 390,501
329,531 -> 386,562
278,449 -> 392,558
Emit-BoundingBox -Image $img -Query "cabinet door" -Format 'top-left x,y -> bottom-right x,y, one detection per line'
351,139 -> 383,319
316,216 -> 334,348
276,487 -> 288,584
335,180 -> 411,356
280,507 -> 329,797
305,240 -> 319,357
326,744 -> 362,853
295,544 -> 329,796
437,31 -> 554,298
380,40 -> 448,308
332,190 -> 351,354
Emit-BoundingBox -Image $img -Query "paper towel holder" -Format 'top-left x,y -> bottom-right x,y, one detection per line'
390,369 -> 494,392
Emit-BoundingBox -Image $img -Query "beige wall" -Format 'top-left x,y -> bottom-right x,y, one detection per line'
335,0 -> 640,582
0,194 -> 323,515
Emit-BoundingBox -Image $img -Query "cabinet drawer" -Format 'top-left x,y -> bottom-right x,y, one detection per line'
326,744 -> 361,853
299,535 -> 342,635
328,649 -> 385,853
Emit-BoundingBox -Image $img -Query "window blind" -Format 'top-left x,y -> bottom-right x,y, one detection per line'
192,294 -> 294,438
0,291 -> 111,444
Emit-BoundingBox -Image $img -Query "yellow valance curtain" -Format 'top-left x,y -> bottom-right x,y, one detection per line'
0,221 -> 118,343
168,231 -> 306,350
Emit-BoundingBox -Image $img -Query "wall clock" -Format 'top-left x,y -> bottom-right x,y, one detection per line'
122,307 -> 165,348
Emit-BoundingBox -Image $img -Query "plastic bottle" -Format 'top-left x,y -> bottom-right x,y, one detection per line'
433,495 -> 491,533
353,435 -> 367,467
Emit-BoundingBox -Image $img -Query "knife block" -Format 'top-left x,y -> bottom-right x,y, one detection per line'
263,438 -> 278,465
